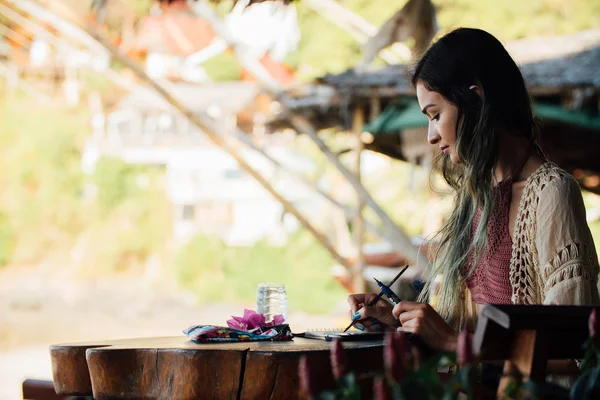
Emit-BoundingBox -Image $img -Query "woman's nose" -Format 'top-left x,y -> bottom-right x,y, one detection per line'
427,125 -> 441,145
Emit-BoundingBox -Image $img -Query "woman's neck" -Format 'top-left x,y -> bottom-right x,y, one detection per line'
495,133 -> 544,183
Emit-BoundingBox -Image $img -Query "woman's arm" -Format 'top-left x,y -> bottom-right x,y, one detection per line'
535,176 -> 600,305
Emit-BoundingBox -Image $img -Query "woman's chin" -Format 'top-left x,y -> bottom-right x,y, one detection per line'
449,153 -> 461,164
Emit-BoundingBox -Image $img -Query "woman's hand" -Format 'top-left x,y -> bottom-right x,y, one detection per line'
347,293 -> 401,330
392,301 -> 458,351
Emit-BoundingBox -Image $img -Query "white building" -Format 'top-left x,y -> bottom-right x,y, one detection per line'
83,82 -> 325,246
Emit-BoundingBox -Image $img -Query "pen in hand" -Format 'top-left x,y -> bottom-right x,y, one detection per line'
343,265 -> 409,332
374,278 -> 402,306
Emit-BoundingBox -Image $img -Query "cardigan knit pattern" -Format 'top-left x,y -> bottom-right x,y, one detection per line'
460,162 -> 600,328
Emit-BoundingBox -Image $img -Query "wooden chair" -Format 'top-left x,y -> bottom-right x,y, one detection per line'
473,304 -> 598,396
21,379 -> 70,400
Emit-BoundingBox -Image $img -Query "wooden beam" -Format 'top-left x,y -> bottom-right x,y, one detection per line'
189,1 -> 426,269
39,0 -> 351,271
369,91 -> 381,120
5,0 -> 136,91
352,106 -> 366,292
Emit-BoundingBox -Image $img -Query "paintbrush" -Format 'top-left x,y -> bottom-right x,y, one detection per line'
342,265 -> 409,332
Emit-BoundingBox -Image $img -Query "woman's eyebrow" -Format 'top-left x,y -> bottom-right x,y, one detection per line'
421,104 -> 436,114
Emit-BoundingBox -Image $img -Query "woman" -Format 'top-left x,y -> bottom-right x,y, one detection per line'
348,28 -> 600,352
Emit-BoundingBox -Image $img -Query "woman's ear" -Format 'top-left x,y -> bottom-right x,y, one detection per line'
469,85 -> 483,99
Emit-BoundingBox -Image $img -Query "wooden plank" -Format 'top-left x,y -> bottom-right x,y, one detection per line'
352,105 -> 366,293
21,379 -> 68,400
474,305 -> 597,361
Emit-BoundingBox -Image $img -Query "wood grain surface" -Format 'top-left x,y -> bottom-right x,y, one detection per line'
50,336 -> 383,399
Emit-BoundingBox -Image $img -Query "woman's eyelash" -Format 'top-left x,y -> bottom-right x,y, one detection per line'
432,113 -> 440,121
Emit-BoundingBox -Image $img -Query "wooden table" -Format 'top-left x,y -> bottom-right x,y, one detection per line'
50,336 -> 384,400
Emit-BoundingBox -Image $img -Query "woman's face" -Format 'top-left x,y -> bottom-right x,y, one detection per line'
416,82 -> 460,164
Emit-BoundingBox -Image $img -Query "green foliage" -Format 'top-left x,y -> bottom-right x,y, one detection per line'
286,0 -> 600,81
174,230 -> 346,314
0,212 -> 15,267
307,325 -> 600,400
0,97 -> 88,261
432,0 -> 600,40
80,183 -> 171,273
92,157 -> 147,216
0,97 -> 170,271
202,51 -> 242,81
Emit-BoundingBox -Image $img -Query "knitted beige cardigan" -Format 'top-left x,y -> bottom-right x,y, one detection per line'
461,162 -> 600,328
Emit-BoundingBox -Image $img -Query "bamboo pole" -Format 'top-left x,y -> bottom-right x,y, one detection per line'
10,0 -> 391,247
302,0 -> 411,64
352,106 -> 366,292
7,0 -> 420,267
0,22 -> 31,47
37,0 -> 351,271
191,0 -> 425,269
3,1 -> 136,91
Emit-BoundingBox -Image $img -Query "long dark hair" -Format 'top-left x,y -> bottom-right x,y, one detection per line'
412,28 -> 540,324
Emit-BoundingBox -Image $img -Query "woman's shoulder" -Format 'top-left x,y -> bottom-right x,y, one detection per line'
524,161 -> 580,195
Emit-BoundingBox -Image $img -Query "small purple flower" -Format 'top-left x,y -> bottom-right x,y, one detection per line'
227,309 -> 285,330
330,338 -> 347,379
457,330 -> 474,366
589,309 -> 600,344
226,316 -> 248,330
384,331 -> 407,384
244,309 -> 266,328
264,314 -> 286,327
299,355 -> 317,398
373,377 -> 391,400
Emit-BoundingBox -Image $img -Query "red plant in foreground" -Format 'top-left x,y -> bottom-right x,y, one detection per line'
331,338 -> 348,380
457,330 -> 474,367
384,330 -> 408,384
373,376 -> 392,400
299,355 -> 317,398
589,308 -> 600,345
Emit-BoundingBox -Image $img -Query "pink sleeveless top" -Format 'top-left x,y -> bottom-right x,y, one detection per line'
463,179 -> 513,304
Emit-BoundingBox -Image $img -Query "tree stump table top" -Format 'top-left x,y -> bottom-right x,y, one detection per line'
50,335 -> 384,400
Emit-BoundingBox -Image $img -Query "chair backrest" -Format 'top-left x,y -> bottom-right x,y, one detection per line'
473,304 -> 597,361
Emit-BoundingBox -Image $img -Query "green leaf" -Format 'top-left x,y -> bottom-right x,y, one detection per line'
502,380 -> 520,399
314,391 -> 337,400
340,372 -> 356,388
519,380 -> 569,400
570,367 -> 600,400
398,380 -> 431,400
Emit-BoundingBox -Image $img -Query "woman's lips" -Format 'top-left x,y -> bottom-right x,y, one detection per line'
440,146 -> 449,154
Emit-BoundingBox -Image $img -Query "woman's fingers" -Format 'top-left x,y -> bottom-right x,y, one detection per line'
392,301 -> 427,319
347,293 -> 379,314
397,309 -> 426,325
347,295 -> 362,314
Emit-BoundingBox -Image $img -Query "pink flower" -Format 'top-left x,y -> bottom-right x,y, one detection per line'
226,315 -> 249,330
457,330 -> 474,366
226,309 -> 285,330
373,377 -> 392,400
384,331 -> 407,384
330,338 -> 347,379
264,314 -> 285,326
299,355 -> 317,398
589,309 -> 600,345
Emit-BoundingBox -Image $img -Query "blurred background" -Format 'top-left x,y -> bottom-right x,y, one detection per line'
0,0 -> 599,398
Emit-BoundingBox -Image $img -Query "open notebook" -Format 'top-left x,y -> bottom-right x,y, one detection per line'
294,329 -> 384,342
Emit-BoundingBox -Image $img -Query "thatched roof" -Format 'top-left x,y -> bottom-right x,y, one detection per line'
272,30 -> 600,193
314,29 -> 600,97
